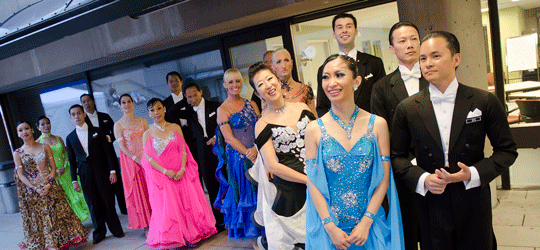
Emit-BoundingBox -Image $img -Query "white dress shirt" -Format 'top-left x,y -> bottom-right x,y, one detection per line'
172,92 -> 183,104
416,78 -> 480,195
87,111 -> 99,128
75,123 -> 89,156
338,47 -> 358,61
193,98 -> 208,138
398,62 -> 421,96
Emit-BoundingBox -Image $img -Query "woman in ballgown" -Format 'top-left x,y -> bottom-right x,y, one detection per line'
248,62 -> 316,249
304,55 -> 404,250
14,121 -> 89,250
272,48 -> 316,115
36,116 -> 90,222
113,94 -> 151,231
142,98 -> 216,249
214,68 -> 262,239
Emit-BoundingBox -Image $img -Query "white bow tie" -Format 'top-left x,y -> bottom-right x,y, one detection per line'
430,91 -> 456,103
401,69 -> 421,81
193,106 -> 202,112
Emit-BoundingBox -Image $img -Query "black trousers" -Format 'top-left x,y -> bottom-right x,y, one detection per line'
78,162 -> 123,238
195,138 -> 223,226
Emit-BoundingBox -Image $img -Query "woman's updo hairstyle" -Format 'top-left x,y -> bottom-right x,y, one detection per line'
147,98 -> 164,110
320,54 -> 359,79
248,62 -> 278,94
119,93 -> 133,104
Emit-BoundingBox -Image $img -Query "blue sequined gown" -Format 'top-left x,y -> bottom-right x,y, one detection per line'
214,99 -> 261,239
306,114 -> 404,250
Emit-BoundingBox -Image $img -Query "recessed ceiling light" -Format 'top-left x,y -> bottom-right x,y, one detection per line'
481,8 -> 489,12
512,0 -> 519,2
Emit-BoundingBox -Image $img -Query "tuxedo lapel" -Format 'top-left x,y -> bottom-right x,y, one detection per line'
416,89 -> 444,152
449,84 -> 473,152
420,76 -> 429,90
69,131 -> 86,158
390,69 -> 409,102
354,52 -> 366,103
87,127 -> 94,155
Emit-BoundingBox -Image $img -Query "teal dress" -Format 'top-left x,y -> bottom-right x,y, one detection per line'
305,114 -> 404,249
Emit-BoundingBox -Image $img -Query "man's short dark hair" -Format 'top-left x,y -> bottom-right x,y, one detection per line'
80,93 -> 94,102
182,78 -> 201,94
332,13 -> 357,31
421,31 -> 460,55
166,71 -> 182,83
69,104 -> 84,114
389,21 -> 420,46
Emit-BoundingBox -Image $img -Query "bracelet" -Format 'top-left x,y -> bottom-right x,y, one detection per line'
321,216 -> 333,226
148,157 -> 153,162
132,155 -> 137,161
181,166 -> 186,171
364,211 -> 375,220
162,169 -> 167,175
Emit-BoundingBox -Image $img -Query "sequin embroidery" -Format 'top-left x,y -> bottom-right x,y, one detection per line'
153,133 -> 175,156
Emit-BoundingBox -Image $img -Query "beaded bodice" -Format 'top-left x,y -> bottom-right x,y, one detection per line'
229,99 -> 258,148
317,114 -> 376,229
16,147 -> 50,185
153,133 -> 175,156
123,126 -> 145,157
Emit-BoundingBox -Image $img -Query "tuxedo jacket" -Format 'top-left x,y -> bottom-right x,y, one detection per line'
85,112 -> 116,142
165,97 -> 193,150
316,51 -> 386,116
371,67 -> 429,130
185,99 -> 220,142
66,125 -> 116,183
391,83 -> 517,249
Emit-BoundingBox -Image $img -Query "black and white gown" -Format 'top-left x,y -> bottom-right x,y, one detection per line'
250,110 -> 316,249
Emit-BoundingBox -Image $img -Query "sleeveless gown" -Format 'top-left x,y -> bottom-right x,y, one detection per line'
214,99 -> 261,239
305,114 -> 404,250
118,124 -> 151,229
36,134 -> 90,221
15,147 -> 89,250
142,131 -> 216,249
250,110 -> 316,249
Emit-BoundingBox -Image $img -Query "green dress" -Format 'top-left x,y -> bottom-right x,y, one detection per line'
37,133 -> 90,221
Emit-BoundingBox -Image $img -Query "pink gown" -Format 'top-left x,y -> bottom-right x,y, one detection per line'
119,126 -> 151,229
142,130 -> 216,249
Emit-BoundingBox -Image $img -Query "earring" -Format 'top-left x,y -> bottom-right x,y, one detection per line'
353,84 -> 358,91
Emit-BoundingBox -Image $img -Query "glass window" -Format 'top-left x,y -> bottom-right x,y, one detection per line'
481,1 -> 540,188
290,2 -> 399,96
90,50 -> 225,125
39,79 -> 89,141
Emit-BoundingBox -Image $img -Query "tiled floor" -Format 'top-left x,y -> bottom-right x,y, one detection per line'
1,189 -> 539,249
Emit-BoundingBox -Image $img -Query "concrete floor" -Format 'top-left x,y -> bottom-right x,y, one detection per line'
1,189 -> 539,250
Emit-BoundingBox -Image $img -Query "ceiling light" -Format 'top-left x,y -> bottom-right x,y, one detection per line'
481,8 -> 489,12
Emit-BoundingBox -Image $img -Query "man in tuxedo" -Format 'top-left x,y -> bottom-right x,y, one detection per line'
163,71 -> 192,142
66,105 -> 124,244
391,31 -> 517,250
182,79 -> 224,231
370,21 -> 427,250
316,12 -> 386,116
80,94 -> 127,215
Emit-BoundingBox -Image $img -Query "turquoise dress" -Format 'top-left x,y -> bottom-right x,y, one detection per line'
214,99 -> 261,239
306,114 -> 404,249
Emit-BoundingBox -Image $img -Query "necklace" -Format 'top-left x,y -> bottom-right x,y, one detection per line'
268,103 -> 287,114
330,106 -> 359,140
154,123 -> 166,132
41,133 -> 51,138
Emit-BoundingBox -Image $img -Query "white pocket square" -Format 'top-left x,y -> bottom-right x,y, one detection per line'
181,107 -> 186,110
92,133 -> 98,138
466,108 -> 482,124
467,108 -> 482,118
209,112 -> 216,117
365,73 -> 373,79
